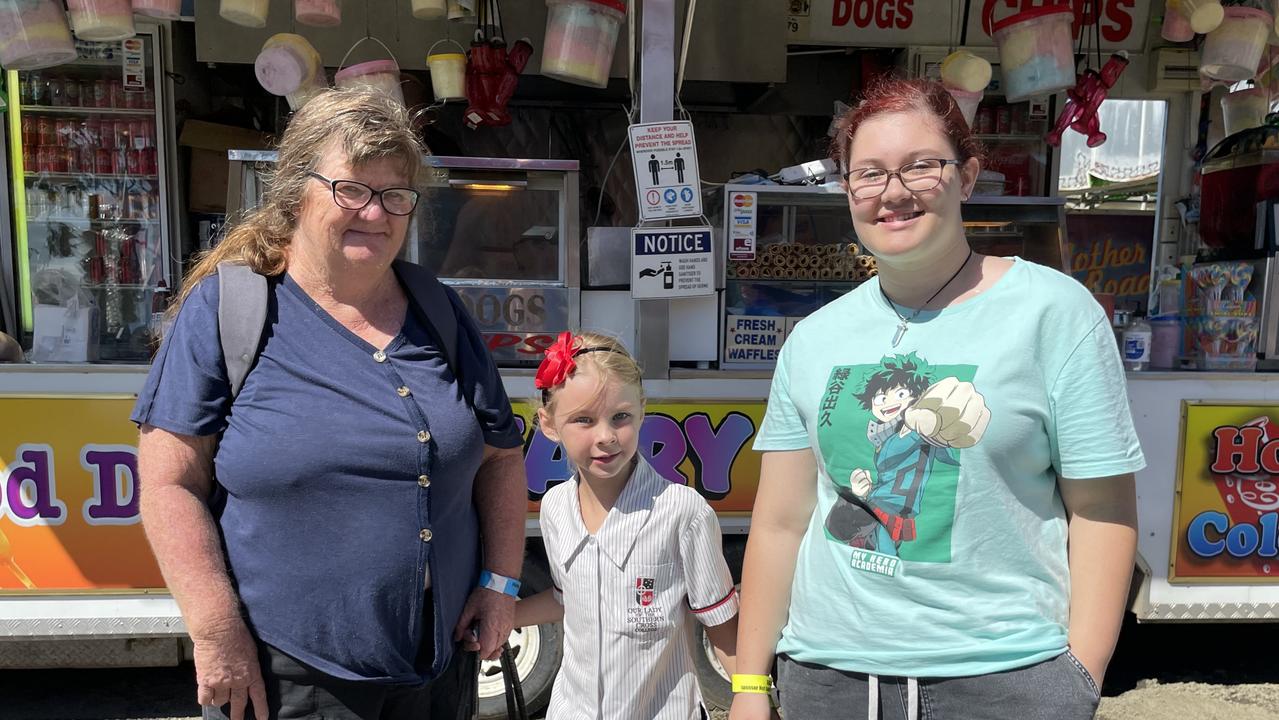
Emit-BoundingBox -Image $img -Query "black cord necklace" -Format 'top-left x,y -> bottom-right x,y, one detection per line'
880,248 -> 974,348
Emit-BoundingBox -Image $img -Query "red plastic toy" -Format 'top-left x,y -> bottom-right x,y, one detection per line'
464,39 -> 534,129
1046,51 -> 1130,148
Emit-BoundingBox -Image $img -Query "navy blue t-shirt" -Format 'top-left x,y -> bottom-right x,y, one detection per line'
132,270 -> 522,684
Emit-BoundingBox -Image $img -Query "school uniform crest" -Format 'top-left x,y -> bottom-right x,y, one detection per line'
635,576 -> 656,606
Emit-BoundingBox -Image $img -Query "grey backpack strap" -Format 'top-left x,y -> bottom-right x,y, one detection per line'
216,261 -> 268,399
393,259 -> 460,379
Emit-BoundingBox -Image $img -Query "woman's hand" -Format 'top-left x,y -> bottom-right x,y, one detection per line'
192,618 -> 268,720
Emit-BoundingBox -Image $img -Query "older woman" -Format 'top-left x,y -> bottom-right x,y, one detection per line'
135,89 -> 527,720
730,79 -> 1144,720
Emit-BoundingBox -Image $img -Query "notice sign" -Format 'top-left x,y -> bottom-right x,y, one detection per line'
724,315 -> 790,363
631,227 -> 714,299
1171,403 -> 1279,583
728,191 -> 757,261
629,121 -> 703,222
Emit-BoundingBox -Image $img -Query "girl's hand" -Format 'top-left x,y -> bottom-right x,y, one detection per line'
728,693 -> 774,720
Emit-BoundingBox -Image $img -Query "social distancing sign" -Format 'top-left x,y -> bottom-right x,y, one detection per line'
629,121 -> 703,222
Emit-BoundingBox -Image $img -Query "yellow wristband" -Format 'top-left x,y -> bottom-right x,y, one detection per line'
731,674 -> 773,694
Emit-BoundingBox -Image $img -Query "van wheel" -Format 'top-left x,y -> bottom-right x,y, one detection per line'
693,623 -> 733,710
476,619 -> 560,719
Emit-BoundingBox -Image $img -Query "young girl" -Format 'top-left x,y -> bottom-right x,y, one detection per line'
515,331 -> 742,720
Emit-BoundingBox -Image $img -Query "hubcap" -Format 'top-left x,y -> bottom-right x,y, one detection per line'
477,623 -> 543,699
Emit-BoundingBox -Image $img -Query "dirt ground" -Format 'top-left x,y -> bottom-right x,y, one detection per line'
3,619 -> 1277,719
1096,681 -> 1279,720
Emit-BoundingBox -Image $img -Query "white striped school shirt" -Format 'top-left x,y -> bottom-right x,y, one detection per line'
540,456 -> 739,720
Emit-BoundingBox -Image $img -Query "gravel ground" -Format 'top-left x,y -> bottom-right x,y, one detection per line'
3,619 -> 1276,719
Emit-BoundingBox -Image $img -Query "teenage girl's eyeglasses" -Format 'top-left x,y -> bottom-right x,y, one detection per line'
307,172 -> 421,216
841,158 -> 962,200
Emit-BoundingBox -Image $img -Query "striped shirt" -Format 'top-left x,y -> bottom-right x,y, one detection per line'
540,457 -> 739,720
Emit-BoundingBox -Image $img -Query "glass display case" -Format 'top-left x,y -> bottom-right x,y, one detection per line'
6,32 -> 173,363
227,153 -> 580,367
713,183 -> 1069,368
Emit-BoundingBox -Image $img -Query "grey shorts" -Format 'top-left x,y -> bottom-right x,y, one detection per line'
777,651 -> 1100,720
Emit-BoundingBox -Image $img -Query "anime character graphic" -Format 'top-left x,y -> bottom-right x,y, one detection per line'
825,353 -> 990,557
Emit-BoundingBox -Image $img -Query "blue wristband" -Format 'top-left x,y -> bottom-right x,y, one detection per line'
479,570 -> 521,597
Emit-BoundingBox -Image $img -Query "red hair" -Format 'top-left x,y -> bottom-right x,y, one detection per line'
831,77 -> 985,173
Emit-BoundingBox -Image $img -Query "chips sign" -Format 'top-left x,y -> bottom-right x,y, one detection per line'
792,0 -> 1149,51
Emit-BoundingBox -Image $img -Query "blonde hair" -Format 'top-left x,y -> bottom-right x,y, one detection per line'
536,331 -> 645,416
168,88 -> 425,318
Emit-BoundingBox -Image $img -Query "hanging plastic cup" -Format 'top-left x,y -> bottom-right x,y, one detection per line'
67,0 -> 136,42
0,0 -> 77,71
1221,87 -> 1269,137
991,5 -> 1076,103
1202,6 -> 1273,82
336,37 -> 405,105
132,0 -> 182,20
296,0 -> 342,27
1178,0 -> 1224,34
940,50 -> 992,93
1161,0 -> 1195,43
220,0 -> 270,28
426,39 -> 467,102
447,0 -> 472,20
412,0 -> 448,19
256,34 -> 328,111
542,0 -> 627,89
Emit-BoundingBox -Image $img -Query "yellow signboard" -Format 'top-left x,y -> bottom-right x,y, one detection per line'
1171,402 -> 1279,583
1,395 -> 768,591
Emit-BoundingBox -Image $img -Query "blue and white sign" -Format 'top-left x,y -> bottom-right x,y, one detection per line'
631,227 -> 715,299
629,121 -> 703,222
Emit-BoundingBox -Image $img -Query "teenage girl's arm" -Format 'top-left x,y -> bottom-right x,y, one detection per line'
513,589 -> 564,627
728,449 -> 818,720
1058,473 -> 1138,688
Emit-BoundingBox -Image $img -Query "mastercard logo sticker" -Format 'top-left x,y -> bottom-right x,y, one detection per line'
733,194 -> 754,208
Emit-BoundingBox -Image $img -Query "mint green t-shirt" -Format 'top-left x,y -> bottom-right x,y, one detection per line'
754,257 -> 1145,678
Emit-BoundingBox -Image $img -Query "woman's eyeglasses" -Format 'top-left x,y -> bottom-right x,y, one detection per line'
841,158 -> 961,200
307,172 -> 421,216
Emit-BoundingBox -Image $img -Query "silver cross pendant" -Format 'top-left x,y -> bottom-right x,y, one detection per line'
891,320 -> 908,348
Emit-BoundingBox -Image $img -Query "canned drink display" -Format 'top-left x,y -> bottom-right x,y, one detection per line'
112,148 -> 128,175
29,72 -> 47,104
124,89 -> 142,109
20,74 -> 37,104
93,79 -> 109,108
55,118 -> 74,146
130,120 -> 146,148
47,76 -> 64,106
142,147 -> 158,175
126,148 -> 141,175
114,120 -> 130,150
84,117 -> 100,146
65,78 -> 80,107
22,145 -> 37,171
20,116 -> 35,144
81,79 -> 95,107
996,105 -> 1011,134
95,148 -> 113,174
109,80 -> 124,108
65,147 -> 81,174
143,88 -> 154,109
37,116 -> 55,146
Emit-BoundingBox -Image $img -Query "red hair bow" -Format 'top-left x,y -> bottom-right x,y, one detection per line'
535,332 -> 578,390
